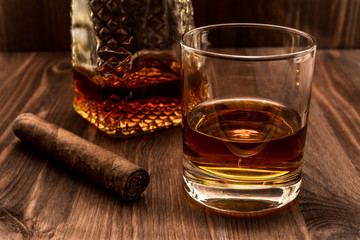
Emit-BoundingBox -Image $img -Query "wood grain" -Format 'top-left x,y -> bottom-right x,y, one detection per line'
193,0 -> 360,49
0,0 -> 360,51
0,0 -> 71,51
0,51 -> 359,239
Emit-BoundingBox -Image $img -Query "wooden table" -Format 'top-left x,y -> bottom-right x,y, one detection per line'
0,50 -> 359,239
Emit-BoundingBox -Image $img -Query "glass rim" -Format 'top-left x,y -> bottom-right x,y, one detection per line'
181,23 -> 317,61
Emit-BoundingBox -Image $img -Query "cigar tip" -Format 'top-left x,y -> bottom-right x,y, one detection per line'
13,113 -> 36,133
124,169 -> 150,200
14,112 -> 36,124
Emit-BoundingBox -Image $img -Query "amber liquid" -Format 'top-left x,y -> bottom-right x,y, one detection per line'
73,57 -> 182,137
183,99 -> 307,182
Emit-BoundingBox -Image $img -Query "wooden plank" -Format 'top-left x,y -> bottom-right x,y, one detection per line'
0,51 -> 359,239
0,0 -> 71,51
300,50 -> 360,239
193,0 -> 360,49
0,0 -> 360,51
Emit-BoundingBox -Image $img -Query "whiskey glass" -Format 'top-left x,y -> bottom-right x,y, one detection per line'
181,23 -> 316,213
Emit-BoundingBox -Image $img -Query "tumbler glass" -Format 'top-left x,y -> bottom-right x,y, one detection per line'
181,23 -> 316,213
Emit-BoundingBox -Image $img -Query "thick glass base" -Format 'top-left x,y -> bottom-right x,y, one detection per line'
183,161 -> 301,213
72,68 -> 182,137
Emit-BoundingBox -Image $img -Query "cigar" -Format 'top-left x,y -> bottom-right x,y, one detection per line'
13,113 -> 150,200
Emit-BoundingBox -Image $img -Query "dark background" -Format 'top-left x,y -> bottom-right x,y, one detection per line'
0,0 -> 359,51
